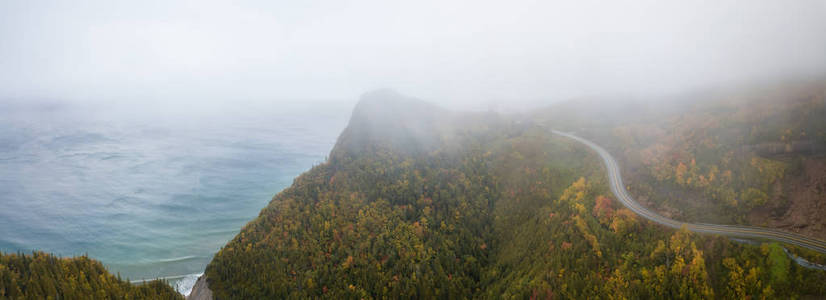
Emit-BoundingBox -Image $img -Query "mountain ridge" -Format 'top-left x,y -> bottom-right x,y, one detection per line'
198,89 -> 826,298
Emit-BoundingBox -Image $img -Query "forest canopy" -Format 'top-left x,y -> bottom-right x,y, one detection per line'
0,251 -> 182,299
204,92 -> 826,299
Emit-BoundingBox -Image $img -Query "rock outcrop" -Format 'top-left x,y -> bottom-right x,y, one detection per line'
186,275 -> 213,300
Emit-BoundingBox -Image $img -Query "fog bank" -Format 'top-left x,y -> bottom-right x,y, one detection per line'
1,0 -> 825,110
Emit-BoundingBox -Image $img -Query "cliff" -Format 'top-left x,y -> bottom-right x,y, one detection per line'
330,89 -> 454,159
186,275 -> 212,300
197,90 -> 826,298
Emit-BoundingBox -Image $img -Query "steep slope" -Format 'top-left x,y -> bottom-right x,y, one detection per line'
0,251 -> 182,299
332,89 -> 454,158
537,81 -> 826,238
204,91 -> 513,298
203,91 -> 826,299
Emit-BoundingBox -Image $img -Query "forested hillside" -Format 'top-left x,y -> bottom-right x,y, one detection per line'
538,80 -> 826,240
0,251 -> 182,299
204,91 -> 826,299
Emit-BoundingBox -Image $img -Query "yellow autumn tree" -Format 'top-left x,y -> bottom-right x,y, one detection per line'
675,162 -> 688,186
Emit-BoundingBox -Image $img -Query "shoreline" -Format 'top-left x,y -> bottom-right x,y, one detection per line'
131,272 -> 204,296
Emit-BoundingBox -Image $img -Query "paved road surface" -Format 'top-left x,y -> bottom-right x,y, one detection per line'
552,130 -> 826,254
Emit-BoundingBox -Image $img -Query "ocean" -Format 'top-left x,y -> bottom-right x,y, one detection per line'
0,100 -> 351,295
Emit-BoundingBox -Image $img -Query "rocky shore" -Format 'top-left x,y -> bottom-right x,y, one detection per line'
186,275 -> 213,300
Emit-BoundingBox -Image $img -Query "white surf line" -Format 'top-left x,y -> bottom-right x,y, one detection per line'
153,255 -> 200,263
129,272 -> 204,284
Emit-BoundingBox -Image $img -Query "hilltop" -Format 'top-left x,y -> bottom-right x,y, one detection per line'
198,90 -> 826,298
4,87 -> 825,299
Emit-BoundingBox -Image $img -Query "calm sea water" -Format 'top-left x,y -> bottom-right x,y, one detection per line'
0,101 -> 350,294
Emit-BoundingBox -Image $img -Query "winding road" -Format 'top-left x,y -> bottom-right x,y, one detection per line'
552,130 -> 826,255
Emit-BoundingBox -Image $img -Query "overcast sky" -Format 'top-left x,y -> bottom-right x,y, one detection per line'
1,0 -> 825,109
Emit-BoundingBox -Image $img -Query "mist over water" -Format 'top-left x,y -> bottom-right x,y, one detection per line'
0,101 -> 350,293
2,0 -> 826,296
